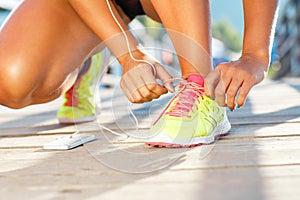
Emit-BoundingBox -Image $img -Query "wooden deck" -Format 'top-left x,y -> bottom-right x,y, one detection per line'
0,76 -> 300,200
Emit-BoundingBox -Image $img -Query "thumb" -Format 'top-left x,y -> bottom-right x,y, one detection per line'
204,68 -> 221,98
154,63 -> 175,93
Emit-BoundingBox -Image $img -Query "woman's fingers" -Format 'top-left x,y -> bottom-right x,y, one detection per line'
236,82 -> 252,108
154,63 -> 175,93
214,80 -> 227,106
204,69 -> 221,99
225,79 -> 243,110
120,62 -> 171,103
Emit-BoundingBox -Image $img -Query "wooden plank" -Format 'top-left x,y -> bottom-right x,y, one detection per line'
0,162 -> 299,200
1,136 -> 300,170
168,136 -> 300,170
0,108 -> 299,137
229,122 -> 300,138
0,124 -> 76,137
1,119 -> 300,148
82,136 -> 300,171
0,135 -> 69,148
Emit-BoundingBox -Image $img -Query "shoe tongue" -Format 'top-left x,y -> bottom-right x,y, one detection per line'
187,74 -> 204,86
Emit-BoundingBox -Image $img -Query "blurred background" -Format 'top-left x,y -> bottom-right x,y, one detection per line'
0,0 -> 296,80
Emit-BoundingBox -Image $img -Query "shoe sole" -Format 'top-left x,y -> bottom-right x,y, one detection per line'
146,116 -> 231,148
146,132 -> 229,148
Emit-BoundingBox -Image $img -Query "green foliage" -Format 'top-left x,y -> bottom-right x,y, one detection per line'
212,20 -> 242,52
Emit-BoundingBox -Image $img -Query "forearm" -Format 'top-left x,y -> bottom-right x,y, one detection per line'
68,0 -> 141,65
242,0 -> 279,67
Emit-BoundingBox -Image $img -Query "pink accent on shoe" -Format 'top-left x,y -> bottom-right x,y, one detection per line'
64,58 -> 92,107
65,85 -> 75,107
187,74 -> 204,86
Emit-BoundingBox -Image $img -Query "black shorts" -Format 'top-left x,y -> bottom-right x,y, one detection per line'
115,0 -> 145,20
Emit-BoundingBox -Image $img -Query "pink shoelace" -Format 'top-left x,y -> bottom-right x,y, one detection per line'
152,78 -> 205,125
166,80 -> 205,118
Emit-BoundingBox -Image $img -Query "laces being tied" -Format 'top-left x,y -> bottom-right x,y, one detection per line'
165,74 -> 205,118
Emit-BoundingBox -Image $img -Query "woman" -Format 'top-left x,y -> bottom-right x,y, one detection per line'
0,0 -> 278,147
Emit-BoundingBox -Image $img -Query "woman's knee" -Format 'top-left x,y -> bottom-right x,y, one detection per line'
0,59 -> 79,109
0,62 -> 44,108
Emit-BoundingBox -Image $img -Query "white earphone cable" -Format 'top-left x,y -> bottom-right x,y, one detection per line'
101,0 -> 158,137
105,0 -> 156,75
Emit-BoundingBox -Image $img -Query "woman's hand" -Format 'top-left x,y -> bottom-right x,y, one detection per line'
204,54 -> 268,110
120,50 -> 174,103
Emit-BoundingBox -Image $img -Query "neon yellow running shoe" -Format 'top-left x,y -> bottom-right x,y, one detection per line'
147,74 -> 231,148
57,52 -> 105,124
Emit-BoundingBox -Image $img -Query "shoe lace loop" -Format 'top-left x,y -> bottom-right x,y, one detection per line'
166,80 -> 204,118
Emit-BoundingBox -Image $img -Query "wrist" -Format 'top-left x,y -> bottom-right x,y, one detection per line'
117,49 -> 144,67
241,51 -> 270,69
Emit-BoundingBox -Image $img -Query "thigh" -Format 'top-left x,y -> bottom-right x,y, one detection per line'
0,0 -> 101,105
139,0 -> 161,23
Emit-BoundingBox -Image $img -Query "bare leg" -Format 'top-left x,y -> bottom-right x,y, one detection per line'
140,0 -> 212,78
0,0 -> 102,108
